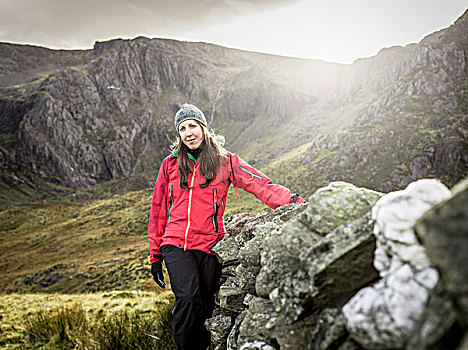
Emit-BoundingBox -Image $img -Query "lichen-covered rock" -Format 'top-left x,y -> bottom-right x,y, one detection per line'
213,231 -> 243,266
237,297 -> 277,348
210,203 -> 307,349
415,177 -> 468,330
237,293 -> 319,350
307,308 -> 362,350
206,314 -> 234,350
212,206 -> 306,266
212,213 -> 256,266
238,222 -> 281,267
302,213 -> 378,306
255,234 -> 300,298
235,264 -> 259,294
267,212 -> 379,325
219,278 -> 247,314
273,313 -> 318,350
343,179 -> 451,349
299,182 -> 382,236
227,310 -> 247,350
258,182 -> 382,324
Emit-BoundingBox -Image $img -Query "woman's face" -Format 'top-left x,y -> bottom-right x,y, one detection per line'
178,119 -> 204,150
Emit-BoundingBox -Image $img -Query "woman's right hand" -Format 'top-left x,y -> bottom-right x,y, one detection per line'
151,261 -> 166,289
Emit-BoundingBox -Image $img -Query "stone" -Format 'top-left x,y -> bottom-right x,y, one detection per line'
255,231 -> 301,298
237,297 -> 277,348
299,182 -> 382,236
213,231 -> 242,266
239,341 -> 276,350
235,264 -> 259,294
210,177 -> 468,350
227,310 -> 247,350
206,313 -> 234,350
238,222 -> 281,267
40,272 -> 63,287
404,282 -> 464,350
269,212 -> 378,325
343,179 -> 452,349
415,177 -> 468,329
273,313 -> 318,350
219,278 -> 248,314
307,309 -> 360,350
213,205 -> 306,267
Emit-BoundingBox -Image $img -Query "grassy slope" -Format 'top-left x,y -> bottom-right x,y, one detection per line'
0,291 -> 175,349
0,184 -> 267,294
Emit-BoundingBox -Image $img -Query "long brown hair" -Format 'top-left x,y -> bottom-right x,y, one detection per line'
172,122 -> 228,190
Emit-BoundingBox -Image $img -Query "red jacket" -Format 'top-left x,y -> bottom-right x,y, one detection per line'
148,152 -> 304,263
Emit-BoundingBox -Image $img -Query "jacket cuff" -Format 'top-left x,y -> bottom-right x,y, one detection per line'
291,194 -> 305,204
151,253 -> 163,262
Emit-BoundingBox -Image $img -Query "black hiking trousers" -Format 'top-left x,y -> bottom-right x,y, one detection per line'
161,244 -> 223,350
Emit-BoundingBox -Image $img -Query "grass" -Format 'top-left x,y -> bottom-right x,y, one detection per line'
0,189 -> 153,294
0,291 -> 176,349
0,183 -> 269,294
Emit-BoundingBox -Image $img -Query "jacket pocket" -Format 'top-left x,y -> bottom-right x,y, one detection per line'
212,188 -> 219,232
166,184 -> 173,227
238,166 -> 263,180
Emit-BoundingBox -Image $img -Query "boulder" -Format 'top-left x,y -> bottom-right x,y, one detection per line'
297,182 -> 382,236
343,179 -> 451,349
415,177 -> 468,329
258,182 -> 382,324
404,282 -> 463,350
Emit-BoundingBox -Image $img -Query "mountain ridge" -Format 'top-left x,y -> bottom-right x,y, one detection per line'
0,9 -> 467,205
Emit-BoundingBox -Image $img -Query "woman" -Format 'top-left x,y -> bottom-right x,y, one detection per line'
148,103 -> 304,350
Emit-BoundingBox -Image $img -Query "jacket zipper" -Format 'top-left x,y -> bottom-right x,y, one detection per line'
166,184 -> 173,227
184,166 -> 198,251
238,166 -> 263,180
212,188 -> 219,232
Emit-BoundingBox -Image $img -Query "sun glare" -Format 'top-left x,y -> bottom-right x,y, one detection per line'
185,0 -> 467,64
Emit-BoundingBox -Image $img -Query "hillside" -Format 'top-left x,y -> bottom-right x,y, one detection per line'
1,10 -> 467,205
0,185 -> 265,294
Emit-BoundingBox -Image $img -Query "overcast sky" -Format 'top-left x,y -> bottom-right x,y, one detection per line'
0,0 -> 467,64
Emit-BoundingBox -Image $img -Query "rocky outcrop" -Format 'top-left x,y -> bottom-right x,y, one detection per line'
207,179 -> 468,349
1,10 -> 468,199
0,37 -> 323,192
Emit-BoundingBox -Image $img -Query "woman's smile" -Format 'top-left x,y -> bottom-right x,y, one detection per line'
179,119 -> 203,150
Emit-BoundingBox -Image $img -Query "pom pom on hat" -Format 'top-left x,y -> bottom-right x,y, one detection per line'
174,103 -> 207,130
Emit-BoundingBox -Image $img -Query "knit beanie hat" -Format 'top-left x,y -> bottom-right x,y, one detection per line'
174,103 -> 207,131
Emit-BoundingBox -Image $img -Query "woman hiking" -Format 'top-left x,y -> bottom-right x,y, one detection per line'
148,103 -> 305,350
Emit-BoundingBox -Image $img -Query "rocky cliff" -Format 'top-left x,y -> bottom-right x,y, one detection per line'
0,10 -> 467,204
207,178 -> 468,350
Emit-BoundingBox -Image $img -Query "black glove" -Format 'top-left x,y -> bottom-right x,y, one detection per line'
151,261 -> 166,289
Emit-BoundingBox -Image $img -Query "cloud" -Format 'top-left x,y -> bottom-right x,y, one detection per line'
0,0 -> 297,49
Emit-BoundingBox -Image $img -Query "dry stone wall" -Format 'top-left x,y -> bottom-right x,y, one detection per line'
208,179 -> 468,350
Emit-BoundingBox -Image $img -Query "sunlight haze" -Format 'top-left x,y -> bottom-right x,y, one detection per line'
0,0 -> 466,63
